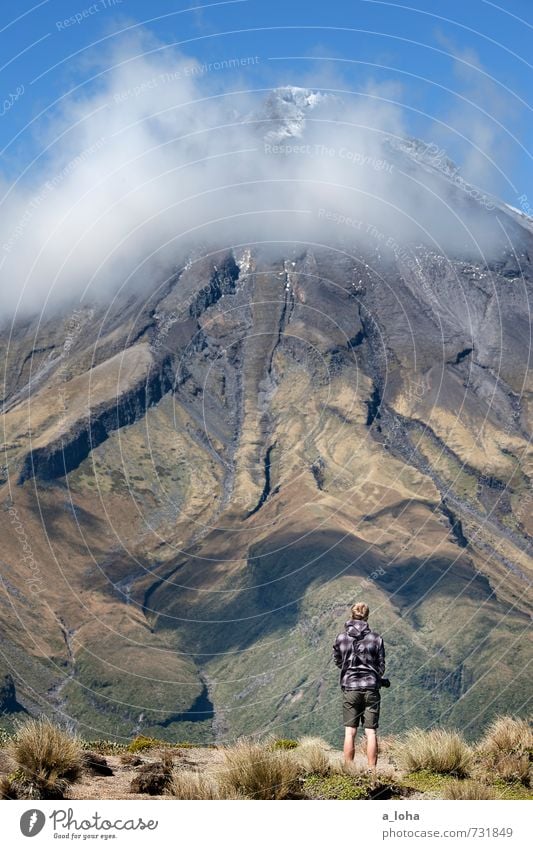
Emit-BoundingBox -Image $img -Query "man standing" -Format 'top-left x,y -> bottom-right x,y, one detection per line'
333,602 -> 386,768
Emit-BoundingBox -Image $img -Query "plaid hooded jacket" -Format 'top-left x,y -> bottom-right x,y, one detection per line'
333,619 -> 386,691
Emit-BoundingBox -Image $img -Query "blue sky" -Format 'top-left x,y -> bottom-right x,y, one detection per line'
0,0 -> 531,206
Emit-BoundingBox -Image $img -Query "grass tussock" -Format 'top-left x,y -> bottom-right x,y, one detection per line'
170,770 -> 222,800
170,769 -> 245,800
218,739 -> 301,800
474,716 -> 532,786
443,779 -> 501,800
391,728 -> 472,777
2,717 -> 82,800
294,737 -> 332,776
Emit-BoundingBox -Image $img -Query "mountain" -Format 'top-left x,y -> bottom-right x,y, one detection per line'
0,89 -> 532,744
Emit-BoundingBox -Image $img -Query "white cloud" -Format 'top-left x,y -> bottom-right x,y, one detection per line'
0,33 -> 508,321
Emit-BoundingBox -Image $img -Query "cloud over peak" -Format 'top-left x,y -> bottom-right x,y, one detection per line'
0,36 -> 511,321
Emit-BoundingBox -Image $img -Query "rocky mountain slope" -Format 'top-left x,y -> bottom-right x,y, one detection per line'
1,93 -> 532,743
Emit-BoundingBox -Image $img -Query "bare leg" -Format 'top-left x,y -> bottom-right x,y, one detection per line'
365,728 -> 378,768
343,726 -> 357,763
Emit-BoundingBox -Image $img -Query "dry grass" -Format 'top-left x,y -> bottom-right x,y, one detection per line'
391,728 -> 472,777
474,716 -> 532,786
337,758 -> 399,784
2,717 -> 82,799
119,753 -> 144,766
294,737 -> 332,776
218,739 -> 301,800
170,768 -> 249,800
0,775 -> 16,800
443,779 -> 501,800
170,770 -> 222,800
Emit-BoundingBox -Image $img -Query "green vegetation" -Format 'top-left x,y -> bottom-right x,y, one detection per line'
270,738 -> 299,750
490,779 -> 533,800
128,735 -> 161,753
303,773 -> 369,800
416,434 -> 480,504
303,764 -> 405,800
127,735 -> 195,752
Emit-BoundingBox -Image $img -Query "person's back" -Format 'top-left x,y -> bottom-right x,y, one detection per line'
333,602 -> 386,767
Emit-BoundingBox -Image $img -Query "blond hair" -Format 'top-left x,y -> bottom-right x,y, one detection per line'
351,602 -> 369,621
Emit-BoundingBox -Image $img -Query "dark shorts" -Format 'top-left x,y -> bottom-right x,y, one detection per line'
342,688 -> 381,729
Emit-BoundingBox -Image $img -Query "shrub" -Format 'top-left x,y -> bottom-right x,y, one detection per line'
126,736 -> 193,752
475,716 -> 532,786
2,718 -> 82,800
294,737 -> 332,776
443,779 -> 501,800
391,728 -> 472,777
270,738 -> 298,750
219,740 -> 301,800
127,735 -> 161,753
81,739 -> 125,755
